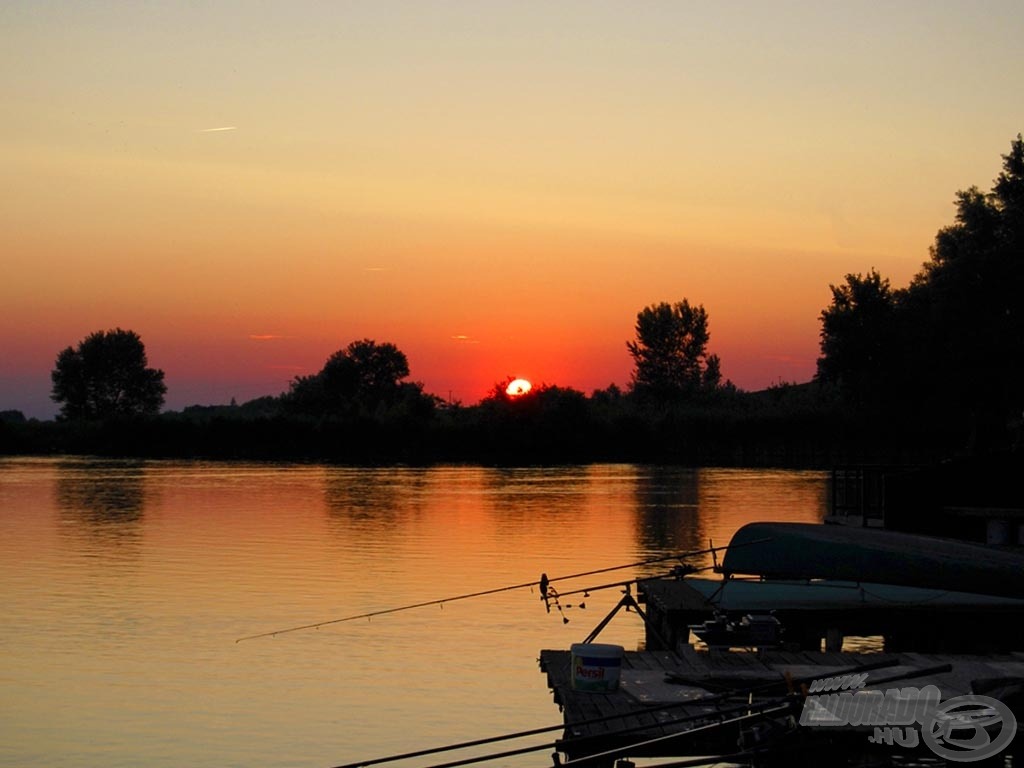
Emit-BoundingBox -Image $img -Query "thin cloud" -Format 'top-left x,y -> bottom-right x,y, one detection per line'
199,126 -> 237,133
451,335 -> 480,344
249,334 -> 289,341
761,353 -> 812,364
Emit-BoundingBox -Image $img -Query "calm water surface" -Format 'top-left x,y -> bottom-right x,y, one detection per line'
0,459 -> 827,768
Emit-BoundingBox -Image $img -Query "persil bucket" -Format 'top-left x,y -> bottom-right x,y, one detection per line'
570,643 -> 623,692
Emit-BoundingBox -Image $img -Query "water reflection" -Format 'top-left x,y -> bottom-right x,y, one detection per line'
322,467 -> 430,554
632,467 -> 704,570
482,466 -> 596,528
696,468 -> 828,549
325,468 -> 404,522
55,459 -> 149,531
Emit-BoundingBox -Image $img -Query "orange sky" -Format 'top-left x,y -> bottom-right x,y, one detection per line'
3,2 -> 1023,417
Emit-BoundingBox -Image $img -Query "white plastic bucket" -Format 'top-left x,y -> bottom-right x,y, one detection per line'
570,643 -> 623,692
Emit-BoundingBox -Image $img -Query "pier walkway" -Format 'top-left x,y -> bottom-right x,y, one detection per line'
539,647 -> 1024,764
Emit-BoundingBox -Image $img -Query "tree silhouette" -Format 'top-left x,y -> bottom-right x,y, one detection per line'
906,134 -> 1024,444
816,270 -> 900,407
331,339 -> 410,401
51,329 -> 166,420
627,300 -> 721,399
286,339 -> 432,416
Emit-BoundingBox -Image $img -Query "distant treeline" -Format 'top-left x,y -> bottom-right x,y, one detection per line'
0,381 -> 989,467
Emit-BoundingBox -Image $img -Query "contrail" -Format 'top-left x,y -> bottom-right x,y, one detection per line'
199,126 -> 237,132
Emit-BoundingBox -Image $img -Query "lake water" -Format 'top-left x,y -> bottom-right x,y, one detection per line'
0,458 -> 827,768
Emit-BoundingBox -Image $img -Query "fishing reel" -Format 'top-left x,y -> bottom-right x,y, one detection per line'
539,573 -> 586,624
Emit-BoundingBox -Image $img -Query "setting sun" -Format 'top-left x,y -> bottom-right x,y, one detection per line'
506,379 -> 532,397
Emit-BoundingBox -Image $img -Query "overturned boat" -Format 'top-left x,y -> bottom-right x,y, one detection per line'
721,521 -> 1024,599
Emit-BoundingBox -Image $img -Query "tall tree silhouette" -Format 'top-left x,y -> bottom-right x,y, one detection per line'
907,134 -> 1024,445
816,270 -> 900,408
627,300 -> 721,399
51,329 -> 166,420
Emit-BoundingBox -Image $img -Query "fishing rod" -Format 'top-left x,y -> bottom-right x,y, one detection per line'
560,701 -> 798,768
330,691 -> 803,768
420,693 -> 802,768
328,656 -> 902,768
235,538 -> 771,642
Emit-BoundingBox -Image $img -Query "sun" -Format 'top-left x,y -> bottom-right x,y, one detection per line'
506,378 -> 532,397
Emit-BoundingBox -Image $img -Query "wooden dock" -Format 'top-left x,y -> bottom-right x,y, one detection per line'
539,646 -> 1024,765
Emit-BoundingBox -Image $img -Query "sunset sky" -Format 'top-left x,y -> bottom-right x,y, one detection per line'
3,2 -> 1022,418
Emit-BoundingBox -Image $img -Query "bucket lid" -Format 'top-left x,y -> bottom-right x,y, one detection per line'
570,643 -> 623,656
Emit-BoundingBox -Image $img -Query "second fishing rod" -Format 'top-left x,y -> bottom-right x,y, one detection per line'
235,537 -> 770,642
